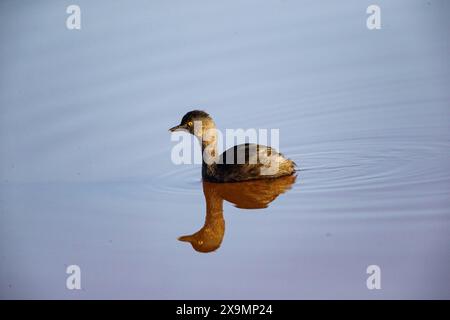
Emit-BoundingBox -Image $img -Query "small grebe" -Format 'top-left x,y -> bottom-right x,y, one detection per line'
169,110 -> 296,182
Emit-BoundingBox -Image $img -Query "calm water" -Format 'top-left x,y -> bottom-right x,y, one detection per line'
0,0 -> 449,299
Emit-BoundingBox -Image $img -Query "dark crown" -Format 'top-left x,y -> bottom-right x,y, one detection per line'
181,110 -> 210,124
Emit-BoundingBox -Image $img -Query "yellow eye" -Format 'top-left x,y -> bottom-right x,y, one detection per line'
187,121 -> 193,127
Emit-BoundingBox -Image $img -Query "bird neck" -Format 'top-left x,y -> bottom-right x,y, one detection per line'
203,182 -> 224,225
199,129 -> 218,169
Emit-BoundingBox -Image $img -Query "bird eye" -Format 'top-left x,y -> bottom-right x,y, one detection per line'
187,121 -> 193,127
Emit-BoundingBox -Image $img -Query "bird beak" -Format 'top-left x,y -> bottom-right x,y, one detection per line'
169,124 -> 187,132
178,235 -> 194,242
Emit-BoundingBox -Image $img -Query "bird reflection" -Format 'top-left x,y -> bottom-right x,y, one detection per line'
178,175 -> 297,253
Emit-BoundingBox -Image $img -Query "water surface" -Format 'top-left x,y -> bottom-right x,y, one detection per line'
0,0 -> 449,299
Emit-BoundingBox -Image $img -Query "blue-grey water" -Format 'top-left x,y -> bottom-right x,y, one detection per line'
0,0 -> 449,299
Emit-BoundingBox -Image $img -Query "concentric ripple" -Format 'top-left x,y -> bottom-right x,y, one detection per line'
287,135 -> 450,196
148,164 -> 202,196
